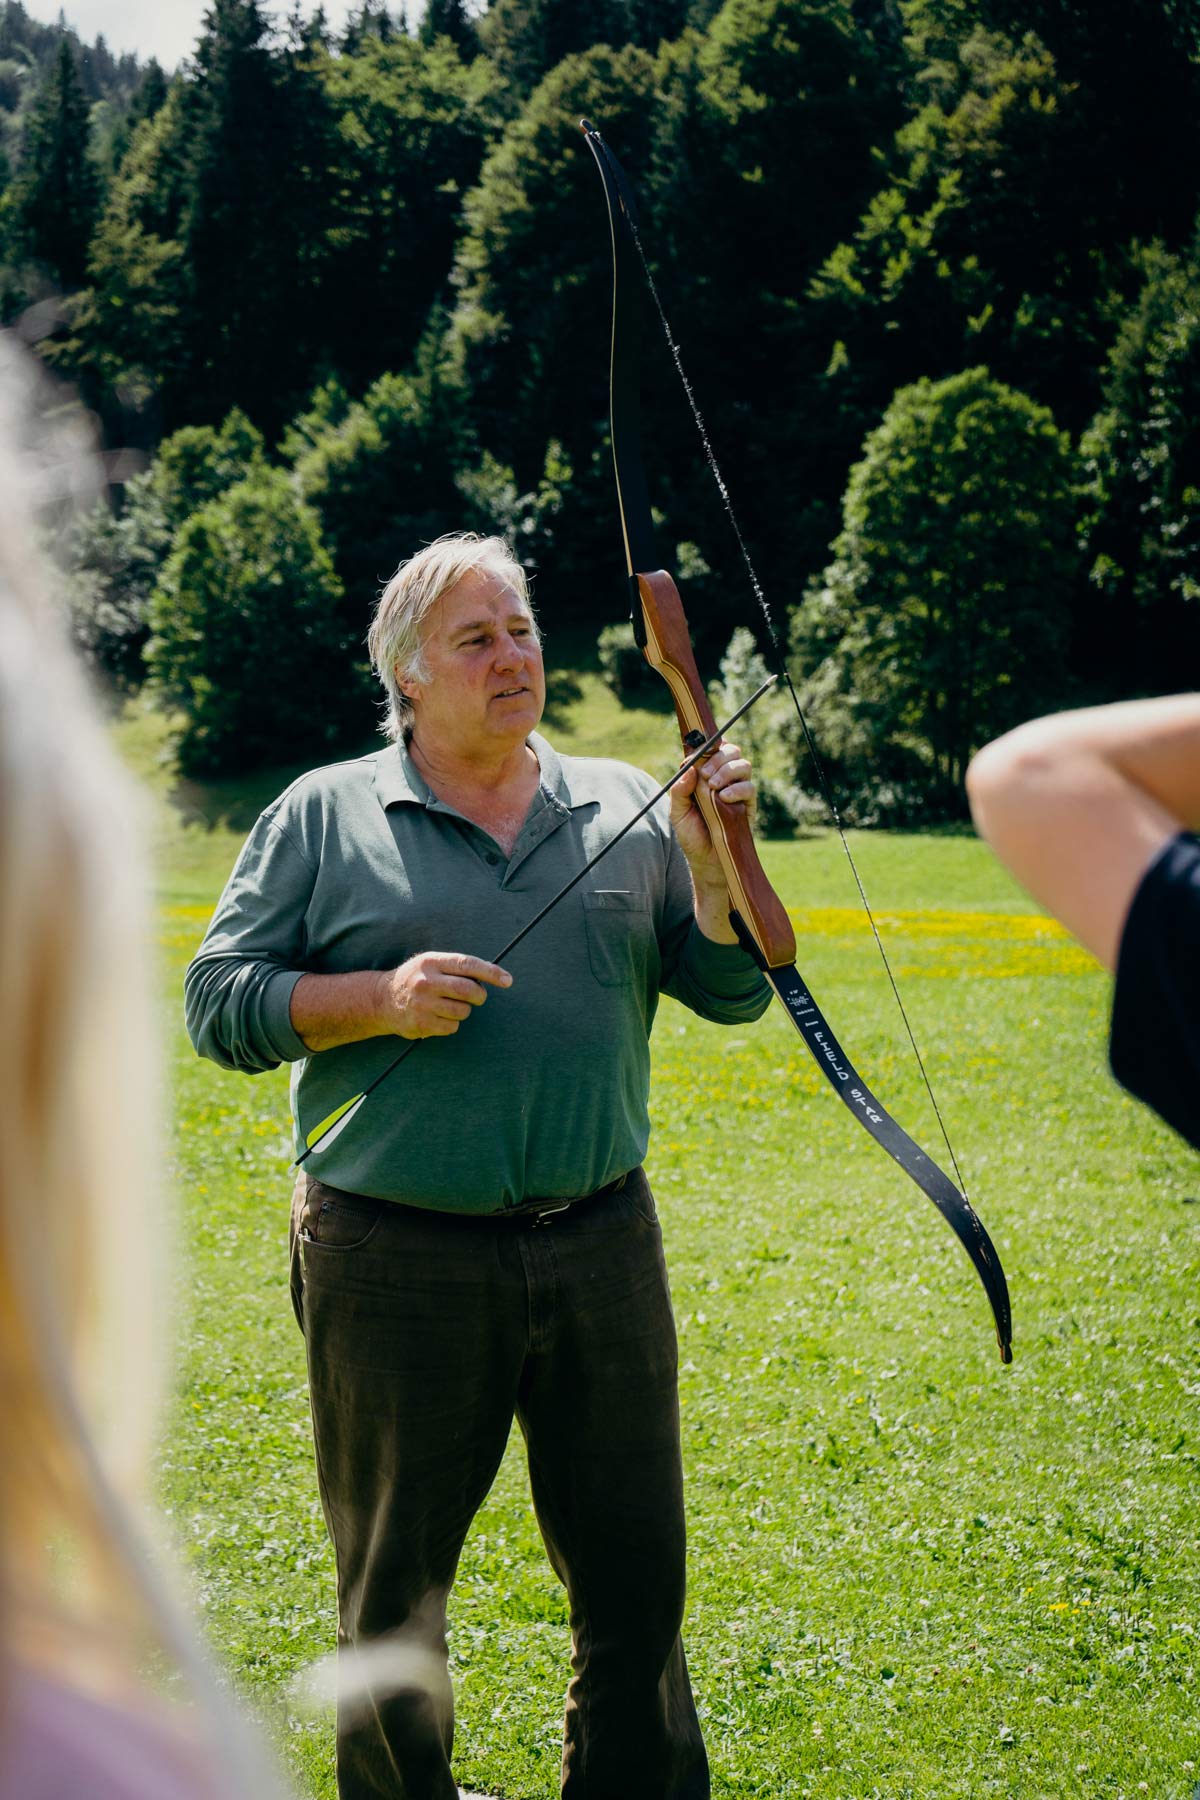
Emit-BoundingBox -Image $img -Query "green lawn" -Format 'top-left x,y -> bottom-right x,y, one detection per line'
132,694 -> 1200,1800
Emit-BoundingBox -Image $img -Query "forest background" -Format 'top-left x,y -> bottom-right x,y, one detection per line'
5,0 -> 1198,819
6,6 -> 1200,1795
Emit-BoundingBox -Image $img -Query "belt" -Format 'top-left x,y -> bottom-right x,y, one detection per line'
491,1171 -> 629,1228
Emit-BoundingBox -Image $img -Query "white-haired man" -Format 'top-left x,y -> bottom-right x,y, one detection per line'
186,534 -> 771,1800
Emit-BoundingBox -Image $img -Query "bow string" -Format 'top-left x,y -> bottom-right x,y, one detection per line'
579,117 -> 1013,1365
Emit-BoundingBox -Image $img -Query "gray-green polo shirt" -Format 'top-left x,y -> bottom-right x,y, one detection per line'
185,731 -> 771,1211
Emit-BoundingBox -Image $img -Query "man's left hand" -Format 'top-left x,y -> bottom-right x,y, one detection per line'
669,739 -> 756,910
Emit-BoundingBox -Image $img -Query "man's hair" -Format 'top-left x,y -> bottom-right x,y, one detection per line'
368,533 -> 535,740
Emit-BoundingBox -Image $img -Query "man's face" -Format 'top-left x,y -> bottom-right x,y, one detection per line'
402,567 -> 546,753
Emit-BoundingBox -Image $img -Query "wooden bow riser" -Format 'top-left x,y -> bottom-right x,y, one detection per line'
637,569 -> 797,970
582,118 -> 1012,1363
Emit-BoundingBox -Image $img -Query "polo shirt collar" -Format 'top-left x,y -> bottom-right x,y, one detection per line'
373,731 -> 607,815
372,738 -> 430,810
528,733 -> 608,813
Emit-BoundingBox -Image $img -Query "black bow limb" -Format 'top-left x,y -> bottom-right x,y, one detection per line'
580,116 -> 1013,1364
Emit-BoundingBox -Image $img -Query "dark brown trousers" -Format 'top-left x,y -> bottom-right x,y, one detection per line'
289,1169 -> 709,1800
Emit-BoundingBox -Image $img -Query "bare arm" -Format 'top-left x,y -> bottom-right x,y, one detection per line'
290,953 -> 512,1053
966,694 -> 1200,972
669,741 -> 757,945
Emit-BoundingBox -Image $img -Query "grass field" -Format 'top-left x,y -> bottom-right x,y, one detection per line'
127,690 -> 1200,1800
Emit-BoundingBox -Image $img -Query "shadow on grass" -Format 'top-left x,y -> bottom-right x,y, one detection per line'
168,734 -> 382,835
541,666 -> 585,726
166,679 -> 606,830
166,747 -> 971,847
904,816 -> 976,837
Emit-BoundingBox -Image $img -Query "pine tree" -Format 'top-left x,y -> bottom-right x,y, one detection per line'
12,38 -> 99,288
341,1 -> 394,51
627,0 -> 691,43
129,59 -> 168,125
478,0 -> 634,98
177,0 -> 337,426
419,0 -> 479,54
303,4 -> 332,49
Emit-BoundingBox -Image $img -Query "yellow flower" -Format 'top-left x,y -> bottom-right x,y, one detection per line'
787,906 -> 1100,978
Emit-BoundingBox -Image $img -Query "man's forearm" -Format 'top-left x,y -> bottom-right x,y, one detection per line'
689,877 -> 739,945
290,970 -> 392,1052
290,952 -> 510,1051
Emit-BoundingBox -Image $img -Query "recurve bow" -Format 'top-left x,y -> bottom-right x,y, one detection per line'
580,117 -> 1013,1364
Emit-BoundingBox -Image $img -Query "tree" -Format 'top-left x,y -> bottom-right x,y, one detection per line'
294,3 -> 332,49
648,0 -> 904,598
56,93 -> 190,417
63,407 -> 266,690
478,0 -> 636,101
147,469 -> 366,775
789,368 -> 1078,816
1078,235 -> 1200,692
447,43 -> 659,568
454,436 -> 572,568
809,24 -> 1093,436
10,39 -> 99,288
708,625 -> 802,832
974,0 -> 1200,251
449,11 -> 898,625
631,0 -> 697,40
340,0 -> 395,51
277,373 -> 353,463
419,0 -> 479,54
60,7 -> 500,433
317,33 -> 501,393
173,0 -> 340,429
151,406 -> 267,525
294,359 -> 463,647
59,10 -> 340,433
128,58 -> 167,124
63,470 -> 171,691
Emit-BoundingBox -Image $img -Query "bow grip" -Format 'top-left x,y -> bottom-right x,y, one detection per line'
636,570 -> 797,969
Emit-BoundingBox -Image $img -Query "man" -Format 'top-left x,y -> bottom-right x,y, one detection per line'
185,533 -> 772,1799
967,693 -> 1200,1151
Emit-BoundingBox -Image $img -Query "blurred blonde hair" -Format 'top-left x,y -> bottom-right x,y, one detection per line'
368,532 -> 535,739
0,344 -> 166,1661
0,338 -> 283,1792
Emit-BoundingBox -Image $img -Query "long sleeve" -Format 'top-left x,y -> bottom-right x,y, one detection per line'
183,737 -> 776,1205
184,811 -> 315,1073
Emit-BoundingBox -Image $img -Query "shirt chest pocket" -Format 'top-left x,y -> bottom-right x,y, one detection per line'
582,890 -> 657,989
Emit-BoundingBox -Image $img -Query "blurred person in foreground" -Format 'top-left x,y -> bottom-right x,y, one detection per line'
967,694 -> 1200,1152
186,532 -> 771,1800
0,341 -> 286,1800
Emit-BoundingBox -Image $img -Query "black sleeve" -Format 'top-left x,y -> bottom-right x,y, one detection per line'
1109,831 -> 1200,1152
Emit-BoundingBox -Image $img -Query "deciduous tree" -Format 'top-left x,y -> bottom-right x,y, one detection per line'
790,367 -> 1078,815
1079,235 -> 1200,691
147,469 -> 365,775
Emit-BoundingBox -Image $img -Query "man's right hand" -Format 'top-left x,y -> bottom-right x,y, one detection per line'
290,956 -> 512,1054
381,952 -> 513,1039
